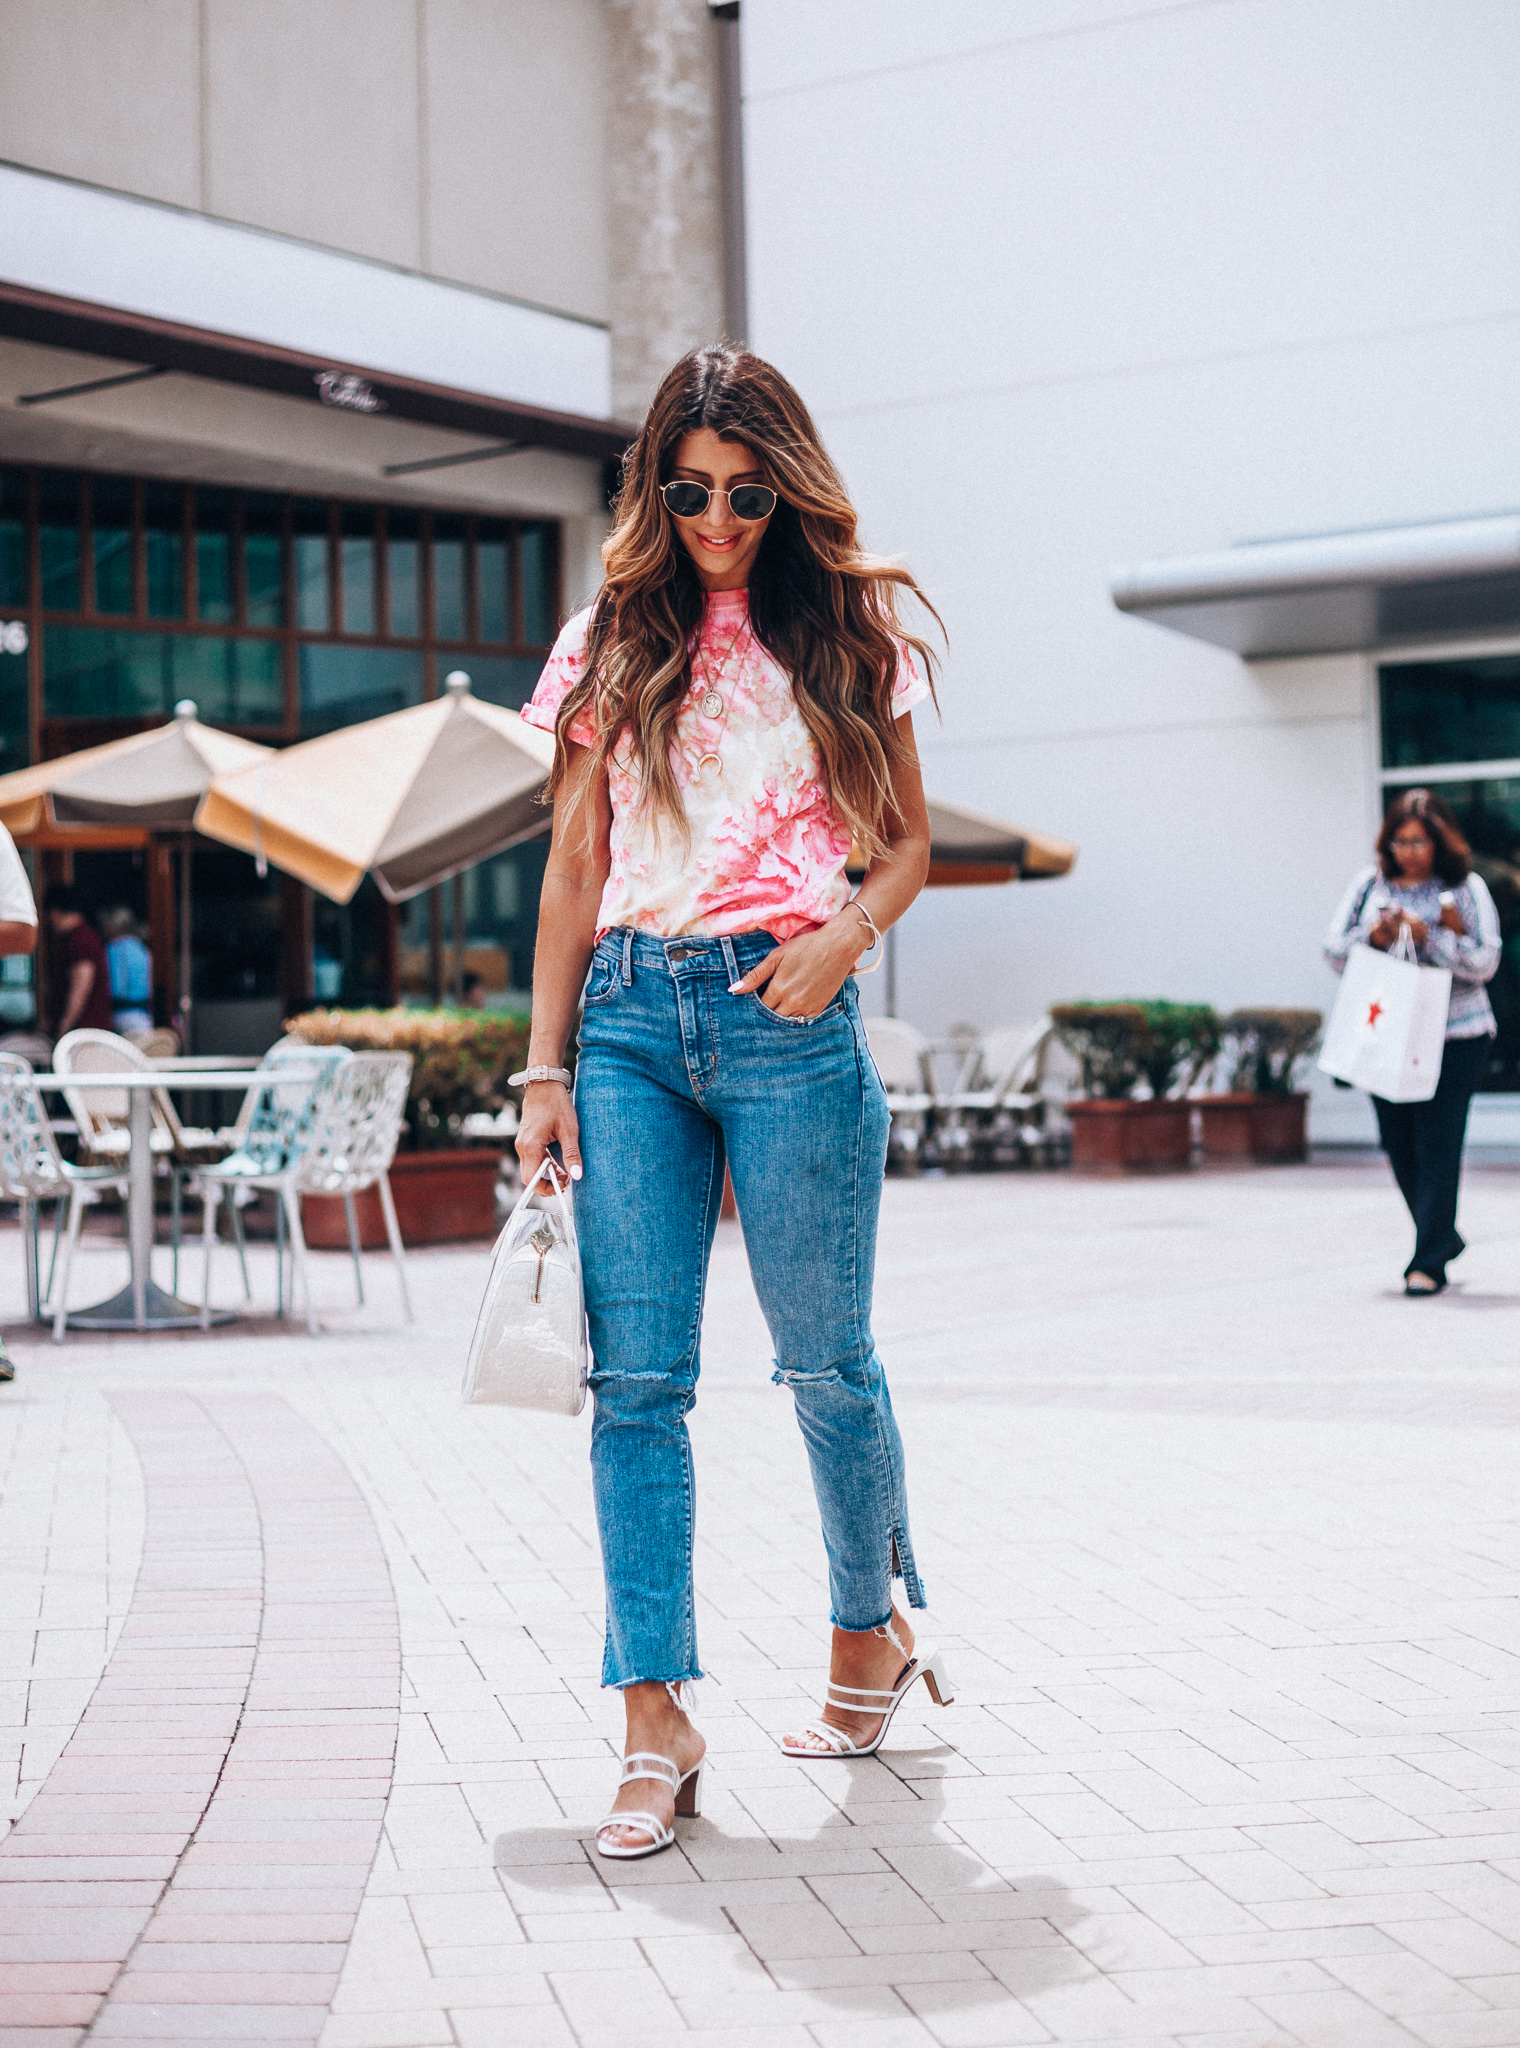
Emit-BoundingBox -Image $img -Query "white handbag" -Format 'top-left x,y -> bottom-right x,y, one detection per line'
462,1156 -> 589,1415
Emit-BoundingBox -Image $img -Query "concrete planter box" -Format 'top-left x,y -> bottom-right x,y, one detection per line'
1067,1098 -> 1192,1172
302,1149 -> 504,1248
1197,1092 -> 1308,1163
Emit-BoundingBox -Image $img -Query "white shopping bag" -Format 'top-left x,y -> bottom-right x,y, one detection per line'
1318,937 -> 1451,1102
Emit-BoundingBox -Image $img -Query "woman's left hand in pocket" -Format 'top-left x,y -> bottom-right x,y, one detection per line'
728,914 -> 869,1019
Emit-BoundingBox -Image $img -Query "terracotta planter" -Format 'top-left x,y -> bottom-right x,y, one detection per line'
1066,1098 -> 1193,1172
302,1149 -> 505,1248
1197,1092 -> 1308,1163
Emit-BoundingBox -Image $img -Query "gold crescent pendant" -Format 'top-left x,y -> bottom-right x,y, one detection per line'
696,751 -> 722,775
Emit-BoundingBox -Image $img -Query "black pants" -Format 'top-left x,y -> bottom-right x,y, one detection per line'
1372,1033 -> 1490,1282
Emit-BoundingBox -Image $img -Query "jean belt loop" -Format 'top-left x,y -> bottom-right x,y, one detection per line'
719,936 -> 739,988
621,928 -> 634,985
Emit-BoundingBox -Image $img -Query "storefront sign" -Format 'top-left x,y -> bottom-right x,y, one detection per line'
314,370 -> 386,413
0,621 -> 27,655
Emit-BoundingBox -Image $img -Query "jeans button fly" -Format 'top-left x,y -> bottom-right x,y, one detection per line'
668,946 -> 694,962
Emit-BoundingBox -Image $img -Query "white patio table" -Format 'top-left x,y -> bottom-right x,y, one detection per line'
8,1064 -> 325,1332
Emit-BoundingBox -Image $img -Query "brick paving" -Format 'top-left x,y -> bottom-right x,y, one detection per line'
2,1155 -> 1520,2047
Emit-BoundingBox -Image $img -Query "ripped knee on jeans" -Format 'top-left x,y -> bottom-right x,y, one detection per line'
771,1362 -> 842,1387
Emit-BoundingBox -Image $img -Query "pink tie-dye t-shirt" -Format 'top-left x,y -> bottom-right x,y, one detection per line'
520,587 -> 930,941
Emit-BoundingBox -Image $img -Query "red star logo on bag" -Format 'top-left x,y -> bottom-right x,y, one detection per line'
1367,1000 -> 1383,1028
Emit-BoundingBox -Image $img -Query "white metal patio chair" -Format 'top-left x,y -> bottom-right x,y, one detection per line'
864,1018 -> 938,1175
938,1020 -> 1056,1168
293,1051 -> 414,1323
0,1053 -> 129,1342
196,1049 -> 413,1333
190,1044 -> 352,1333
54,1028 -> 237,1292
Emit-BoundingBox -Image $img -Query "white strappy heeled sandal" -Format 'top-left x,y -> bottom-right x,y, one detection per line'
780,1616 -> 954,1760
594,1684 -> 705,1862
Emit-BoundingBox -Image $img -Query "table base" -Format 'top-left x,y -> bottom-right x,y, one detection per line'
66,1281 -> 237,1332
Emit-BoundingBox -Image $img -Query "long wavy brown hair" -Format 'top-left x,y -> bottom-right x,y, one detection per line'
550,345 -> 941,856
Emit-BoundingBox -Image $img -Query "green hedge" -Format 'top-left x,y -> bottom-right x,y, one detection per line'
1051,1001 -> 1220,1100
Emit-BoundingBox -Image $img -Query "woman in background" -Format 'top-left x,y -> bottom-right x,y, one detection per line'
1324,787 -> 1500,1295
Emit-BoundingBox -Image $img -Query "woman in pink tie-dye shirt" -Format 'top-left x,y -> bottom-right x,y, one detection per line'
515,346 -> 949,1863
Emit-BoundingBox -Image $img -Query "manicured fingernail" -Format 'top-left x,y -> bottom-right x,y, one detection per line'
728,983 -> 743,993
570,1163 -> 583,1180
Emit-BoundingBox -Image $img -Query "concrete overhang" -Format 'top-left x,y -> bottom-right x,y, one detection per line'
1110,513 -> 1520,658
0,160 -> 635,475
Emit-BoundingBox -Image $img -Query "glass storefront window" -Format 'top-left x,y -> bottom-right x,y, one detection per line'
478,518 -> 510,643
0,628 -> 27,770
144,480 -> 186,619
340,504 -> 376,636
464,653 -> 541,711
0,469 -> 26,607
521,522 -> 556,645
12,464 -> 564,1016
387,507 -> 421,637
313,875 -> 392,1007
299,645 -> 423,735
91,475 -> 135,616
454,841 -> 547,997
188,847 -> 285,1002
244,493 -> 285,627
1381,773 -> 1520,1091
38,470 -> 80,612
44,627 -> 283,724
195,486 -> 236,623
1382,654 -> 1520,1091
397,840 -> 546,1003
292,500 -> 331,632
433,513 -> 467,641
1381,655 -> 1520,769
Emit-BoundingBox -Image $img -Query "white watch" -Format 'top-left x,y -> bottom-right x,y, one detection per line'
508,1065 -> 573,1087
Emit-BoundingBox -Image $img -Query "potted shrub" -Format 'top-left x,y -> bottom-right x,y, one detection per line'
1052,1000 -> 1219,1171
284,1007 -> 531,1245
1197,1008 -> 1322,1162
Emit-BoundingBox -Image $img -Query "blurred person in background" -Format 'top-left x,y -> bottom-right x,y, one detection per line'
46,886 -> 114,1038
100,907 -> 153,1036
0,824 -> 38,1381
1324,788 -> 1500,1296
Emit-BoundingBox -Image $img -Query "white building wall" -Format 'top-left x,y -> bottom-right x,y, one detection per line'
0,0 -> 613,323
742,0 -> 1520,1130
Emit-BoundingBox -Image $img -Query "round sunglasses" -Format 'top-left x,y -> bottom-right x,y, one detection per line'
660,480 -> 778,522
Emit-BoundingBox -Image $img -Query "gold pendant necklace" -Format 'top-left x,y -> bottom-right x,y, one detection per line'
691,613 -> 749,776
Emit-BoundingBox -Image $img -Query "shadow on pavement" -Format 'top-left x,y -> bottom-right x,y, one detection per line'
493,1741 -> 1095,2028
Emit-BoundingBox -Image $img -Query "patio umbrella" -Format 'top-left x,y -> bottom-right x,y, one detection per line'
0,700 -> 275,1041
196,672 -> 556,905
922,800 -> 1075,888
861,799 -> 1078,1012
845,799 -> 1076,887
0,699 -> 272,833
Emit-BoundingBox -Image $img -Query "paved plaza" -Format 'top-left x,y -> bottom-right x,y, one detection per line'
4,1152 -> 1520,2048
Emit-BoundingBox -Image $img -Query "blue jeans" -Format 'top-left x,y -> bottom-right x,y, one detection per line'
573,927 -> 925,1688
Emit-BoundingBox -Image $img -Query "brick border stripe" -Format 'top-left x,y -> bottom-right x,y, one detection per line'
0,1392 -> 400,2047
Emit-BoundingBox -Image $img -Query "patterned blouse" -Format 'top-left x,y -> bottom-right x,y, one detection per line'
1323,865 -> 1502,1039
522,586 -> 930,940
